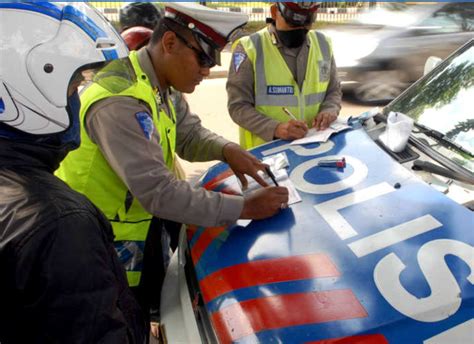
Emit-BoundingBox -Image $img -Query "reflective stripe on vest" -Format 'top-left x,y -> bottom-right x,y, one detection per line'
56,51 -> 177,287
237,28 -> 332,149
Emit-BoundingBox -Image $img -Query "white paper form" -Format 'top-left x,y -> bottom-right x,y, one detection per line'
242,153 -> 302,206
291,118 -> 351,145
214,153 -> 302,227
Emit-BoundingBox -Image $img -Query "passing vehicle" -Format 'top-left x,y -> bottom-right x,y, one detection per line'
160,39 -> 473,343
324,2 -> 474,103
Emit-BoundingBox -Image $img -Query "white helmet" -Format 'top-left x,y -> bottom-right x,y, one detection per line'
0,2 -> 128,135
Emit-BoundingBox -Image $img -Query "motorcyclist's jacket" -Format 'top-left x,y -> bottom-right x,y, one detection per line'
235,27 -> 333,149
0,138 -> 146,344
57,51 -> 177,287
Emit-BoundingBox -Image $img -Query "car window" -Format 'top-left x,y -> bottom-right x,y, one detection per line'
442,3 -> 474,32
386,41 -> 474,171
419,3 -> 474,33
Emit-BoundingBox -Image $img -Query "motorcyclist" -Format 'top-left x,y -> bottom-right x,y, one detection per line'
119,2 -> 162,32
0,3 -> 146,342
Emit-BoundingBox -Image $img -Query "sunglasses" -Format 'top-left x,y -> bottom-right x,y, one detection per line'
173,31 -> 216,69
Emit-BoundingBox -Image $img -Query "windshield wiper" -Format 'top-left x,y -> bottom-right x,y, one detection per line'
413,160 -> 474,185
415,123 -> 473,158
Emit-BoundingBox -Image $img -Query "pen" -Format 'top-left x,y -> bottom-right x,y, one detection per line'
282,107 -> 298,121
265,166 -> 279,186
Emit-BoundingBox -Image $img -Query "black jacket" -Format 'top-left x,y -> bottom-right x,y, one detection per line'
0,139 -> 146,343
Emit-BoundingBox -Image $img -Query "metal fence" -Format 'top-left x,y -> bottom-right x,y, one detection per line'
205,2 -> 377,22
90,2 -> 377,26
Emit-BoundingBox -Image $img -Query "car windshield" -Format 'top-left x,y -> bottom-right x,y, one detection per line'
385,40 -> 474,170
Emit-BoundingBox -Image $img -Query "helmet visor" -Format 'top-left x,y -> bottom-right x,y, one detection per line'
277,2 -> 318,27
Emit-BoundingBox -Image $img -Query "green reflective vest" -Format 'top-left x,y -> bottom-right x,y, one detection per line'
236,28 -> 333,149
56,51 -> 177,287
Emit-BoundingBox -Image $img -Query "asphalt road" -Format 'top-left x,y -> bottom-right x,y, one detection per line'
181,77 -> 371,183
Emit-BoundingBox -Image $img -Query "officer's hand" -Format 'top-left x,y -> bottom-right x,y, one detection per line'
241,187 -> 289,219
275,120 -> 308,140
223,143 -> 268,189
313,112 -> 337,131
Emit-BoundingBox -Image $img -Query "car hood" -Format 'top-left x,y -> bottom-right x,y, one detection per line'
188,128 -> 473,343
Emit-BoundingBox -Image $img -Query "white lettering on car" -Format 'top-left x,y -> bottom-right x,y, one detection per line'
313,183 -> 394,240
425,319 -> 474,343
262,139 -> 473,326
374,239 -> 474,322
348,215 -> 442,257
291,156 -> 368,195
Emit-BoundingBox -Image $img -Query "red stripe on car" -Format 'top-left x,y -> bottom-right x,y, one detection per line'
190,226 -> 226,264
212,289 -> 367,343
200,253 -> 340,302
306,334 -> 389,344
202,169 -> 234,190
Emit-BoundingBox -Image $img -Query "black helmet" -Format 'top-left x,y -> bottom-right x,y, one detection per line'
277,2 -> 320,27
119,2 -> 162,31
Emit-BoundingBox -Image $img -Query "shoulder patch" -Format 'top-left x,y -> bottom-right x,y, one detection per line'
135,112 -> 154,140
233,52 -> 247,73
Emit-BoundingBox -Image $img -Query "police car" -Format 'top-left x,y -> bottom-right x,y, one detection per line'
160,39 -> 473,343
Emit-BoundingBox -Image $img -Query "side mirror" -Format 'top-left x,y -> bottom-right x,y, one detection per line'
423,56 -> 443,76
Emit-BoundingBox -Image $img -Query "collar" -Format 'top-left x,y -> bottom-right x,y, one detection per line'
137,47 -> 169,106
137,47 -> 161,91
0,138 -> 69,173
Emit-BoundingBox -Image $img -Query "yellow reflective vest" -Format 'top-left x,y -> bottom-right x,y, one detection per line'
56,51 -> 176,287
236,28 -> 333,149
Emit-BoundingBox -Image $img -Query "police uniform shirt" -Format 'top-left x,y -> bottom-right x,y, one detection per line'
84,48 -> 243,227
227,24 -> 342,142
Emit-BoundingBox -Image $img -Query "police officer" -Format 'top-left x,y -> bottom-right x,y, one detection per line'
119,3 -> 186,261
57,1 -> 289,335
0,3 -> 146,343
227,2 -> 342,149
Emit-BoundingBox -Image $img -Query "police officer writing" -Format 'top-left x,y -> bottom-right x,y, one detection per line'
57,1 -> 288,333
0,3 -> 146,343
227,2 -> 342,149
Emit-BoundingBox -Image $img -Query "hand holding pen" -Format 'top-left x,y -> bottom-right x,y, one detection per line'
265,166 -> 279,186
274,107 -> 308,141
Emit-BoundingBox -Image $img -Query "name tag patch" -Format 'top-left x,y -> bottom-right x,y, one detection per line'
267,85 -> 294,95
135,111 -> 154,141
